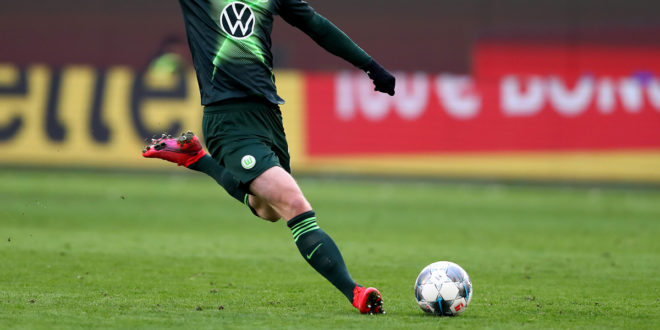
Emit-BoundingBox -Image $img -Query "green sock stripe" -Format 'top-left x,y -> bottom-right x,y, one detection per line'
243,194 -> 249,206
292,222 -> 318,238
292,217 -> 316,229
292,222 -> 318,240
290,216 -> 321,242
293,225 -> 320,242
291,217 -> 317,234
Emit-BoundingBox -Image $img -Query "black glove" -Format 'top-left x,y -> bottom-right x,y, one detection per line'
360,59 -> 396,96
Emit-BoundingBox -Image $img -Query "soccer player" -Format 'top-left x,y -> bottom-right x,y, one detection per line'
143,0 -> 395,314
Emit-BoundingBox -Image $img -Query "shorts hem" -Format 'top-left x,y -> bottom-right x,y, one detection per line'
237,164 -> 280,190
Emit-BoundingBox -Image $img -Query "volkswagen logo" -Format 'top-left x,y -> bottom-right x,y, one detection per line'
220,2 -> 255,40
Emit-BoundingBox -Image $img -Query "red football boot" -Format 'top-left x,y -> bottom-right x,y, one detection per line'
142,131 -> 205,167
352,286 -> 384,314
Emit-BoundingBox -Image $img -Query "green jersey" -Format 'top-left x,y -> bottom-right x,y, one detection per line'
178,0 -> 372,106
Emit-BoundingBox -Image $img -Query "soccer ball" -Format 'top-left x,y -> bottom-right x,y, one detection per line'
414,261 -> 473,316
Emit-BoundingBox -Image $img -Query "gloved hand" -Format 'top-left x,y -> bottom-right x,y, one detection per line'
360,59 -> 396,96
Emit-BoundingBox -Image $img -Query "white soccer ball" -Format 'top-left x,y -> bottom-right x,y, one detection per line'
414,261 -> 473,316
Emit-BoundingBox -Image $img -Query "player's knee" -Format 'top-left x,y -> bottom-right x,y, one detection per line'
285,194 -> 311,217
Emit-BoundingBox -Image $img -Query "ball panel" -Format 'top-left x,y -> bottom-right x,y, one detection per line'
418,301 -> 435,314
415,267 -> 432,287
445,264 -> 464,282
457,282 -> 466,298
449,297 -> 467,315
438,282 -> 459,300
420,283 -> 439,301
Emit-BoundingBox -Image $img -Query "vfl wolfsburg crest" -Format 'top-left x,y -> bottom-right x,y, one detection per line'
220,2 -> 255,39
241,155 -> 256,169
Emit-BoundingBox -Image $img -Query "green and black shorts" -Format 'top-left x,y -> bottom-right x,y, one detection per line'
202,97 -> 291,188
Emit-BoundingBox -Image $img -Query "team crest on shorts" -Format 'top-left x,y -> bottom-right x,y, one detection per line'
241,155 -> 256,169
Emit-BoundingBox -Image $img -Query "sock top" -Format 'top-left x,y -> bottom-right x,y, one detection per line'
287,210 -> 316,229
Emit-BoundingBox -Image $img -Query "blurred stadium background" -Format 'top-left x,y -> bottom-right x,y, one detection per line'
1,0 -> 659,184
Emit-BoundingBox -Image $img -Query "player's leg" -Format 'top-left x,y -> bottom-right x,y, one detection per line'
187,152 -> 281,221
248,166 -> 309,219
142,132 -> 251,206
201,100 -> 383,313
188,153 -> 249,204
142,131 -> 280,220
246,195 -> 281,222
249,166 -> 383,314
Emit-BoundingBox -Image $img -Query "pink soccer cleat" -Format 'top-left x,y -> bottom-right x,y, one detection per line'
352,286 -> 384,315
142,131 -> 205,167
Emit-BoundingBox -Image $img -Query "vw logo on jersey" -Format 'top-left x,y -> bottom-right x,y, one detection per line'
220,2 -> 255,40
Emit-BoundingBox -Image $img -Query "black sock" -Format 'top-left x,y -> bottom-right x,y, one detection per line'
188,154 -> 250,206
288,210 -> 356,302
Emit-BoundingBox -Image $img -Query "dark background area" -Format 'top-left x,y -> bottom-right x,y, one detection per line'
1,0 -> 659,72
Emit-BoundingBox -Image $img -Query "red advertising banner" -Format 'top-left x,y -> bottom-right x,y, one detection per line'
305,44 -> 660,156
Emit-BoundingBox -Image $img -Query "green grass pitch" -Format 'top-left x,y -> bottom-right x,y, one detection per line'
1,169 -> 659,329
